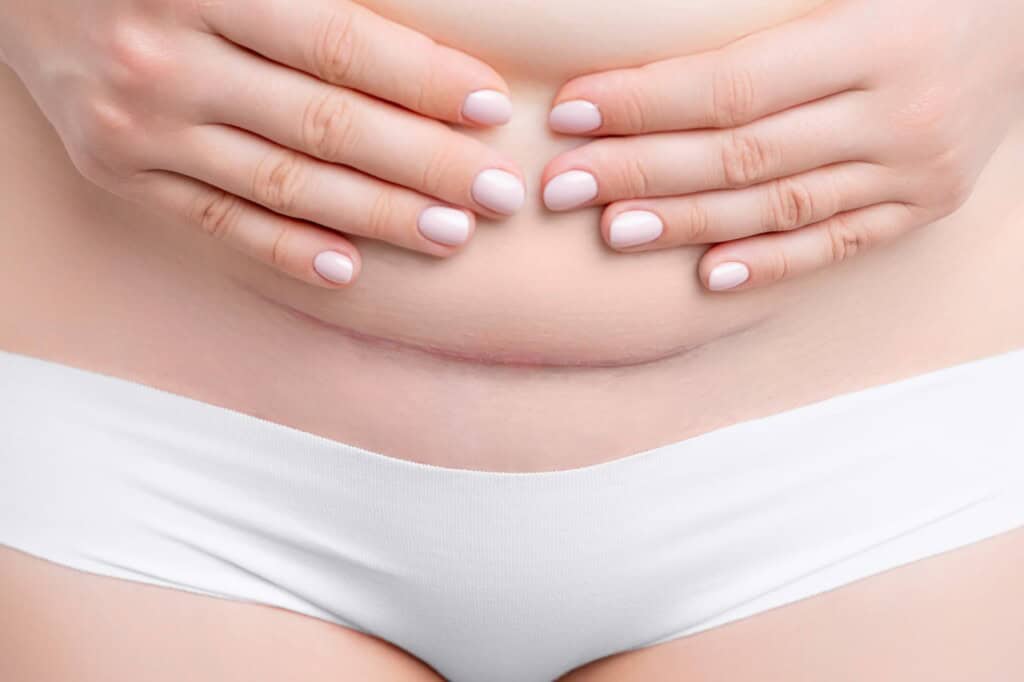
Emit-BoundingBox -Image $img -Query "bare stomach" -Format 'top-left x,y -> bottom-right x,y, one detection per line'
2,0 -> 1024,474
4,2 -> 1024,680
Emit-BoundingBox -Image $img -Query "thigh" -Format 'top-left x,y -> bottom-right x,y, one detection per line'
560,527 -> 1024,681
0,546 -> 443,682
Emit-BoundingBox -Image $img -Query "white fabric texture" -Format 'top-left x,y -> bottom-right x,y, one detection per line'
1,346 -> 1023,681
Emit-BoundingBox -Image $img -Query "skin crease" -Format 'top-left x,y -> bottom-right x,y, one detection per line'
539,0 -> 1024,291
1,0 -> 1024,680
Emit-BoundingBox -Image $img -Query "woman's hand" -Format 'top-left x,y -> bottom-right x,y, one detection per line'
541,0 -> 1024,291
0,0 -> 527,288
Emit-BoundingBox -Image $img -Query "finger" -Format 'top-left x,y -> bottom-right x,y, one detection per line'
543,92 -> 868,211
549,1 -> 868,135
163,124 -> 477,257
125,170 -> 363,288
199,42 -> 524,217
601,162 -> 892,251
697,202 -> 924,292
196,0 -> 511,126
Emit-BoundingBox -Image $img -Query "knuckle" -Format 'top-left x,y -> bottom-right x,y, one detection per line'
823,214 -> 866,264
301,90 -> 361,160
683,201 -> 712,242
311,10 -> 361,84
710,59 -> 756,127
79,96 -> 137,142
617,70 -> 650,132
891,86 -> 955,140
71,98 -> 140,181
365,189 -> 398,241
765,177 -> 815,231
105,20 -> 175,97
819,171 -> 846,218
929,149 -> 975,214
268,224 -> 292,270
720,130 -> 775,188
890,87 -> 968,166
418,144 -> 458,199
410,35 -> 441,115
764,248 -> 792,282
413,78 -> 430,118
251,150 -> 309,214
191,189 -> 244,242
623,156 -> 653,197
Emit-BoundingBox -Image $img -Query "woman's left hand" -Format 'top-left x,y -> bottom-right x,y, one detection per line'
541,0 -> 1024,291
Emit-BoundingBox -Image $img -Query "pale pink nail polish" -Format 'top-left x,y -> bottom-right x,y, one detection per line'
472,169 -> 526,215
609,211 -> 664,248
462,90 -> 512,126
543,170 -> 598,211
418,206 -> 471,245
549,100 -> 602,134
314,251 -> 354,284
708,262 -> 750,291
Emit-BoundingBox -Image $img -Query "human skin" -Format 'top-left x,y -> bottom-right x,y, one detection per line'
4,526 -> 1022,680
0,0 -> 530,287
2,0 -> 1024,679
540,0 -> 1024,292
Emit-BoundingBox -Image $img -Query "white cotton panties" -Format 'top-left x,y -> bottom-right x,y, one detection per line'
2,346 -> 1023,681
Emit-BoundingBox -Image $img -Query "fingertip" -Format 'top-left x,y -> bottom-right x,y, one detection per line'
418,205 -> 475,246
705,260 -> 751,292
542,169 -> 598,211
605,208 -> 665,250
538,150 -> 587,201
462,89 -> 513,127
471,167 -> 527,215
549,99 -> 603,135
425,41 -> 512,125
313,248 -> 360,287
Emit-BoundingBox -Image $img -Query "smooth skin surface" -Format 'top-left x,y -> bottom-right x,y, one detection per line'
2,0 -> 1024,679
0,546 -> 444,682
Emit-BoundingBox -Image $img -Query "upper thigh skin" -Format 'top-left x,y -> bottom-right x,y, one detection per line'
0,546 -> 443,682
560,527 -> 1024,682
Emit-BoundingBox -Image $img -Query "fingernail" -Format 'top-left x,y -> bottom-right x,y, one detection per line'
708,262 -> 750,291
462,89 -> 512,126
418,206 -> 471,245
314,251 -> 354,284
609,210 -> 664,248
472,169 -> 526,215
543,170 -> 598,211
549,100 -> 602,134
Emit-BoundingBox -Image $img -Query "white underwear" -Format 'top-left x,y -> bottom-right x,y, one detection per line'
1,346 -> 1023,681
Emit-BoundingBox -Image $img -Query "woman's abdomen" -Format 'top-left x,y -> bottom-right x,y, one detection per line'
2,0 -> 1023,473
220,0 -> 832,368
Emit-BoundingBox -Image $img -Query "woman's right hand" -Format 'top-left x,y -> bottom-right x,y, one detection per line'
0,0 -> 527,287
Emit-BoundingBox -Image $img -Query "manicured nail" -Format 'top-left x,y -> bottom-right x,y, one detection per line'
314,251 -> 354,284
708,262 -> 750,291
609,211 -> 664,248
472,169 -> 526,215
462,89 -> 512,126
549,100 -> 602,134
544,170 -> 598,211
418,206 -> 471,245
